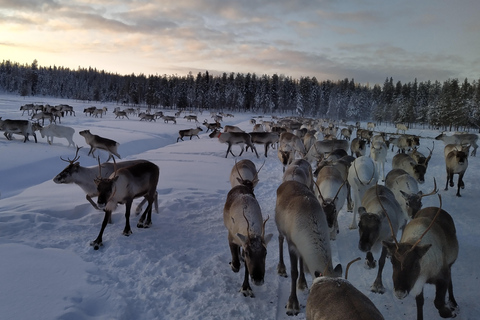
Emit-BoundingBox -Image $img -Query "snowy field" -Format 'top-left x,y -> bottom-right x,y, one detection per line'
0,94 -> 479,320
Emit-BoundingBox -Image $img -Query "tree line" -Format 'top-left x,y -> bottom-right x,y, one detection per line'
1,59 -> 480,131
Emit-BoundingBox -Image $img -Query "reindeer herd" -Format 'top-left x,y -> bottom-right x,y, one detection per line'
2,103 -> 477,319
214,116 -> 470,320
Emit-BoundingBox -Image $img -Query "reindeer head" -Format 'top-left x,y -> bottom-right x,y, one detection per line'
237,214 -> 272,286
54,147 -> 82,183
382,196 -> 443,299
94,157 -> 118,208
383,240 -> 431,299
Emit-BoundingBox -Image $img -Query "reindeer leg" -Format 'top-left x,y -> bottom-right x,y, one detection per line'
447,272 -> 458,311
297,258 -> 307,291
415,290 -> 425,320
286,248 -> 300,316
138,198 -> 153,228
90,209 -> 112,250
241,263 -> 254,297
277,234 -> 287,277
123,200 -> 133,236
434,277 -> 455,318
228,235 -> 241,272
371,247 -> 387,293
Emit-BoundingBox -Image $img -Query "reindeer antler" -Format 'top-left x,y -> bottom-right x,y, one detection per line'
409,194 -> 443,252
420,178 -> 438,198
243,210 -> 251,238
333,178 -> 348,202
262,215 -> 269,238
345,257 -> 361,280
60,146 -> 82,164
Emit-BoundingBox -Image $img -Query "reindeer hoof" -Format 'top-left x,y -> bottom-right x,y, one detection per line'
123,229 -> 133,236
240,287 -> 255,298
90,240 -> 103,250
229,261 -> 240,273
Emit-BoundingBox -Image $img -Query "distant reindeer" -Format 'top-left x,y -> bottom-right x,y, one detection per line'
209,129 -> 259,158
79,129 -> 121,162
177,127 -> 203,142
444,148 -> 468,196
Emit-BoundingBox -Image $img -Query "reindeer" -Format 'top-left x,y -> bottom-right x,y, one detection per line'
443,143 -> 469,159
209,129 -> 259,158
315,165 -> 347,240
347,156 -> 378,229
91,160 -> 159,249
370,141 -> 388,182
340,127 -> 352,140
53,148 -> 158,215
229,159 -> 262,189
275,180 -> 342,315
79,129 -> 121,162
396,123 -> 408,134
161,115 -> 177,124
350,138 -> 367,158
31,111 -> 54,125
304,139 -> 349,163
247,131 -> 280,157
177,127 -> 203,142
444,148 -> 468,196
282,159 -> 315,191
39,123 -> 75,147
435,132 -> 478,156
306,274 -> 385,320
0,118 -> 38,143
203,120 -> 222,132
114,109 -> 129,119
223,125 -> 244,133
383,204 -> 459,320
409,144 -> 434,168
357,184 -> 404,293
392,153 -> 426,184
223,183 -> 272,297
183,114 -> 198,122
385,169 -> 437,220
277,132 -> 307,169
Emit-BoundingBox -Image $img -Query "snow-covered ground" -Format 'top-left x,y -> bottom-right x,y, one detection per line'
0,94 -> 479,320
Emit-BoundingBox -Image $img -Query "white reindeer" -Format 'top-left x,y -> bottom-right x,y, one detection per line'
347,156 -> 378,229
370,141 -> 388,182
39,124 -> 75,147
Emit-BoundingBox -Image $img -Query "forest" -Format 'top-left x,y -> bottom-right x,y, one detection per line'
1,59 -> 480,131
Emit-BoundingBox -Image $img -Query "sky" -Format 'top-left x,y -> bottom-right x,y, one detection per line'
1,0 -> 480,85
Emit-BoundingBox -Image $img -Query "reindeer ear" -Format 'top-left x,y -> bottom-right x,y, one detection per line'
358,206 -> 367,216
236,233 -> 247,245
415,244 -> 432,258
382,240 -> 397,255
264,233 -> 273,245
